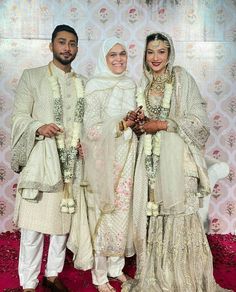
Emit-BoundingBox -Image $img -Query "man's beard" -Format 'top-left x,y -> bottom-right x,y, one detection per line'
53,52 -> 76,65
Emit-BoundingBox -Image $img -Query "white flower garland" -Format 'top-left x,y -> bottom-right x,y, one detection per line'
48,64 -> 84,214
137,82 -> 172,157
146,201 -> 159,217
137,81 -> 173,216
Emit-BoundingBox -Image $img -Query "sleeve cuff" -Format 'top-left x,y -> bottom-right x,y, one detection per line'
123,127 -> 132,140
32,121 -> 45,140
166,119 -> 178,133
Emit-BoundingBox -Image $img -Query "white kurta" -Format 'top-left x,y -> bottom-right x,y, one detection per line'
12,63 -> 84,235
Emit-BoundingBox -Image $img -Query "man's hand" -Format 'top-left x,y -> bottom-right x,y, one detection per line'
36,123 -> 63,138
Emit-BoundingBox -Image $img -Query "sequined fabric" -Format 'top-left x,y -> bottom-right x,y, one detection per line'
122,214 -> 232,292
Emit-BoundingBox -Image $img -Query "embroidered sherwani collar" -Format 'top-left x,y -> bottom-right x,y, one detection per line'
49,61 -> 74,79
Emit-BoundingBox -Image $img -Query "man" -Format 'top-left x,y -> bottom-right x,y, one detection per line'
11,24 -> 85,292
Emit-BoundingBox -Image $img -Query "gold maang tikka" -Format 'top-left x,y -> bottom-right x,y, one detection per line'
152,35 -> 170,50
152,35 -> 161,48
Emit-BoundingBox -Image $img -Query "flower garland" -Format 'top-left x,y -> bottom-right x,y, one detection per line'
136,80 -> 173,216
136,82 -> 172,157
48,63 -> 84,214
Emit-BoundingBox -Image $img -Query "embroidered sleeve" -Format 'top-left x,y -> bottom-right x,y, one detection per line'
173,70 -> 210,150
84,90 -> 104,141
166,118 -> 178,133
11,69 -> 44,172
177,114 -> 209,149
11,121 -> 43,173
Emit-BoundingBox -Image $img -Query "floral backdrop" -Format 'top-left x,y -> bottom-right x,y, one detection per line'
0,0 -> 235,234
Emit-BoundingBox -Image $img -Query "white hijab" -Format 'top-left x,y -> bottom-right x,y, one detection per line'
85,37 -> 136,104
94,36 -> 127,77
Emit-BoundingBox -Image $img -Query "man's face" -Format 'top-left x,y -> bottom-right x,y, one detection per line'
50,31 -> 78,66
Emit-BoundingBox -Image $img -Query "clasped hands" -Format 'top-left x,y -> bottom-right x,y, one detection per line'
124,107 -> 167,136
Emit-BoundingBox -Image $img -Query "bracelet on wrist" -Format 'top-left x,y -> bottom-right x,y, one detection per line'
119,121 -> 124,131
122,120 -> 128,131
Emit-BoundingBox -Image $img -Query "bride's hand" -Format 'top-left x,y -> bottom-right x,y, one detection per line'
139,120 -> 167,134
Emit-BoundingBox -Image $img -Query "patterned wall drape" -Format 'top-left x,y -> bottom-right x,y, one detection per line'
0,0 -> 235,234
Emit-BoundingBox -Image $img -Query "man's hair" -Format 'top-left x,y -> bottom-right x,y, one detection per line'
51,24 -> 78,43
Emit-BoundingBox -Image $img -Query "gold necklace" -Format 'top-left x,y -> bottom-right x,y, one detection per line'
149,71 -> 171,94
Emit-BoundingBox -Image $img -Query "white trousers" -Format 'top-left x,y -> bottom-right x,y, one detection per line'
92,255 -> 125,285
19,228 -> 67,289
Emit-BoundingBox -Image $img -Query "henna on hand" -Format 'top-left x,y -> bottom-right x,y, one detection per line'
142,120 -> 167,134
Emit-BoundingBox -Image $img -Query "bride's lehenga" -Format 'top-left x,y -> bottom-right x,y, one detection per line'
122,176 -> 230,291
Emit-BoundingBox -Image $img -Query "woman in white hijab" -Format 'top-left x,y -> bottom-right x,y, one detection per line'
83,37 -> 139,292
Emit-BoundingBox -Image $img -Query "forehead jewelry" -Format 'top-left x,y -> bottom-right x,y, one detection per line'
152,35 -> 161,48
151,35 -> 170,50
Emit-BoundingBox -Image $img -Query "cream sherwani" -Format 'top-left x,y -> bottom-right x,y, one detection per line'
12,63 -> 84,234
11,62 -> 85,289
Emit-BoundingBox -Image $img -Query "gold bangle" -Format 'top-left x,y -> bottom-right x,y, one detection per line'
119,121 -> 124,131
122,120 -> 128,131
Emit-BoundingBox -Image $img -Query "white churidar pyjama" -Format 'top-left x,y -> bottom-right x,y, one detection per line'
18,228 -> 67,289
92,255 -> 125,285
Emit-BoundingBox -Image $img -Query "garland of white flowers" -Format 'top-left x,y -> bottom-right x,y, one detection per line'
48,63 -> 84,214
136,80 -> 173,216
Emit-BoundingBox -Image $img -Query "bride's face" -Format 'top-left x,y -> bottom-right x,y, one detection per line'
106,44 -> 127,74
146,40 -> 169,76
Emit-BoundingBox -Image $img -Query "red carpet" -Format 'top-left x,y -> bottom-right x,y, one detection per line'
0,231 -> 235,291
